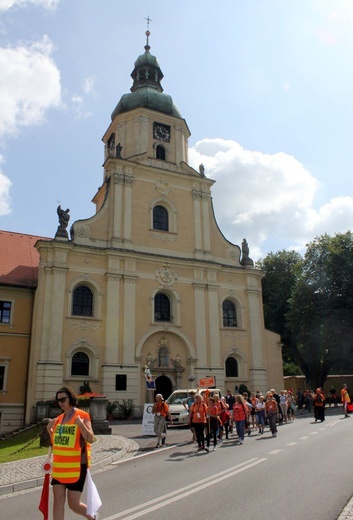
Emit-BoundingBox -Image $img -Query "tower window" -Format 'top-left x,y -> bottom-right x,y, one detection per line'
156,145 -> 166,160
154,293 -> 171,322
222,300 -> 237,327
153,205 -> 169,231
71,352 -> 89,376
72,285 -> 93,317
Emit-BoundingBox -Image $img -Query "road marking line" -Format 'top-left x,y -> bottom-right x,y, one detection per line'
267,449 -> 282,455
286,442 -> 297,446
103,458 -> 267,520
111,444 -> 178,465
300,436 -> 309,440
310,431 -> 319,435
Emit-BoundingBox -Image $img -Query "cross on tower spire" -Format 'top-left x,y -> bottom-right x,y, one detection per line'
144,15 -> 152,49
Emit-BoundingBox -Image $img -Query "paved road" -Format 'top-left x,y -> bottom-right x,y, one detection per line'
1,409 -> 353,519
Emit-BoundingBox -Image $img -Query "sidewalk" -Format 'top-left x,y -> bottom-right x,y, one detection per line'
0,420 -> 191,496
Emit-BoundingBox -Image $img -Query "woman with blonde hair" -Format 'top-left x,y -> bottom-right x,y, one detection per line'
232,394 -> 249,444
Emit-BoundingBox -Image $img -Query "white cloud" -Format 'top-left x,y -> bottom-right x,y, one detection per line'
71,77 -> 95,119
0,35 -> 62,138
0,156 -> 11,216
189,138 -> 353,260
0,0 -> 59,11
83,77 -> 95,95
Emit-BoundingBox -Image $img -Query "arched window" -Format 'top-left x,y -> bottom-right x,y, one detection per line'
225,357 -> 238,378
222,300 -> 237,327
154,293 -> 171,322
72,285 -> 93,317
71,352 -> 89,376
156,145 -> 166,160
153,205 -> 169,231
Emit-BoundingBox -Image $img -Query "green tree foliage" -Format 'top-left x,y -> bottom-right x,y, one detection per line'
259,250 -> 302,364
261,232 -> 353,389
287,232 -> 353,388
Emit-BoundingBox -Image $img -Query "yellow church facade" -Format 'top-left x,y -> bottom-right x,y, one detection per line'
25,36 -> 282,421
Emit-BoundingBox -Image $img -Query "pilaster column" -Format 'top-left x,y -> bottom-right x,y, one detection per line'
193,283 -> 207,366
112,169 -> 124,241
123,169 -> 134,242
46,267 -> 67,360
208,286 -> 220,367
104,273 -> 122,364
123,275 -> 138,364
201,191 -> 211,252
192,189 -> 203,252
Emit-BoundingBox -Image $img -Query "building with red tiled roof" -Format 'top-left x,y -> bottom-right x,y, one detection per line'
0,230 -> 50,287
0,230 -> 50,433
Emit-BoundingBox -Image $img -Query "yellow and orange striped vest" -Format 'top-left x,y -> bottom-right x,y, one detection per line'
51,408 -> 91,483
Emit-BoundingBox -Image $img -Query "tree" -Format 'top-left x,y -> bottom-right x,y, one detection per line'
259,250 -> 302,364
287,232 -> 353,388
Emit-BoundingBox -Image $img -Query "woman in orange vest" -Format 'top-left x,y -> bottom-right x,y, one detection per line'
341,384 -> 351,418
47,387 -> 95,520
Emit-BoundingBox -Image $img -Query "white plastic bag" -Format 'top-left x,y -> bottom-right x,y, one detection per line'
86,469 -> 102,517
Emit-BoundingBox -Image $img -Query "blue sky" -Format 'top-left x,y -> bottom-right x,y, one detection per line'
0,0 -> 352,260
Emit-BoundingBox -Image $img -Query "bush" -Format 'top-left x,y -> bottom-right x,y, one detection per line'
117,399 -> 135,418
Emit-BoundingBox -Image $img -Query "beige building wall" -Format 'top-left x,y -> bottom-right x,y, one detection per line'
0,286 -> 33,433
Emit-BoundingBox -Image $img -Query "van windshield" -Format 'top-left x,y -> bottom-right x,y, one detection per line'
166,392 -> 187,405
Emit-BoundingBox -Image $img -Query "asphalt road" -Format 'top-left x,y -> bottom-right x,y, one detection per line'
1,413 -> 352,520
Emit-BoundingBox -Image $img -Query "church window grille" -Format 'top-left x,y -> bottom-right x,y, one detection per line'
153,205 -> 169,231
154,293 -> 171,322
222,300 -> 237,327
71,352 -> 89,376
72,286 -> 93,317
225,357 -> 238,378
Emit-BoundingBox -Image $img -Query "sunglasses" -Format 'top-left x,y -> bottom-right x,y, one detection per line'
56,396 -> 69,403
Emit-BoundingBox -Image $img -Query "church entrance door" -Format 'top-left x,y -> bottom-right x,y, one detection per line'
155,375 -> 172,400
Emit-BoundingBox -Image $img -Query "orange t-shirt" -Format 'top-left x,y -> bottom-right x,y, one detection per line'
190,402 -> 207,423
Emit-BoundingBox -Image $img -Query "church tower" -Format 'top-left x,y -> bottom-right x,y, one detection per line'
26,30 -> 282,420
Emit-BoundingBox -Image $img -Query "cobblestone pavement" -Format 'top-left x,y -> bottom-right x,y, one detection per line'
1,416 -> 352,519
0,421 -> 191,496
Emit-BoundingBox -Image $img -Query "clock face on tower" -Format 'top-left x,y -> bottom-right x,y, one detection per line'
153,122 -> 171,142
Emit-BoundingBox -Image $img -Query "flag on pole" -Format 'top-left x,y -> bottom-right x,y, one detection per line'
86,469 -> 102,517
38,473 -> 50,520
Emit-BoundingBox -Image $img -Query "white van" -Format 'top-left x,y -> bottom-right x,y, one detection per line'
166,389 -> 222,426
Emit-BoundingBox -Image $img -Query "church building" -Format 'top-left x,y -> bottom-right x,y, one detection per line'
1,31 -> 283,429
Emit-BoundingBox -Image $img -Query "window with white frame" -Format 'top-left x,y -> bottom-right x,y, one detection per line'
0,301 -> 11,323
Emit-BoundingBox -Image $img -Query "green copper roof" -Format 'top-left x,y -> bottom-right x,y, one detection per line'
111,39 -> 182,120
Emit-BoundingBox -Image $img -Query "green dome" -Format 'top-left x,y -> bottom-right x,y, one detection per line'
111,42 -> 182,120
111,88 -> 181,120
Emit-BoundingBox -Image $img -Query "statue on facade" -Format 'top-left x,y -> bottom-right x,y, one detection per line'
116,142 -> 123,158
199,163 -> 205,177
55,205 -> 70,239
240,238 -> 254,266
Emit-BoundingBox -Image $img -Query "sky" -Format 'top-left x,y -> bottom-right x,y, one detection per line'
0,0 -> 353,261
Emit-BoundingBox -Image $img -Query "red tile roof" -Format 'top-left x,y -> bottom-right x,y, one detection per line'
0,230 -> 50,287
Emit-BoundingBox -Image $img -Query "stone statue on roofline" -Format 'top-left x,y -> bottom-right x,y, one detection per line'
55,205 -> 70,240
240,238 -> 254,266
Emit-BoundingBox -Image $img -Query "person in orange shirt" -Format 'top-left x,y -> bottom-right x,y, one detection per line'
265,391 -> 279,437
341,384 -> 351,418
46,387 -> 96,520
205,396 -> 220,452
152,393 -> 173,448
232,394 -> 249,444
189,394 -> 208,451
